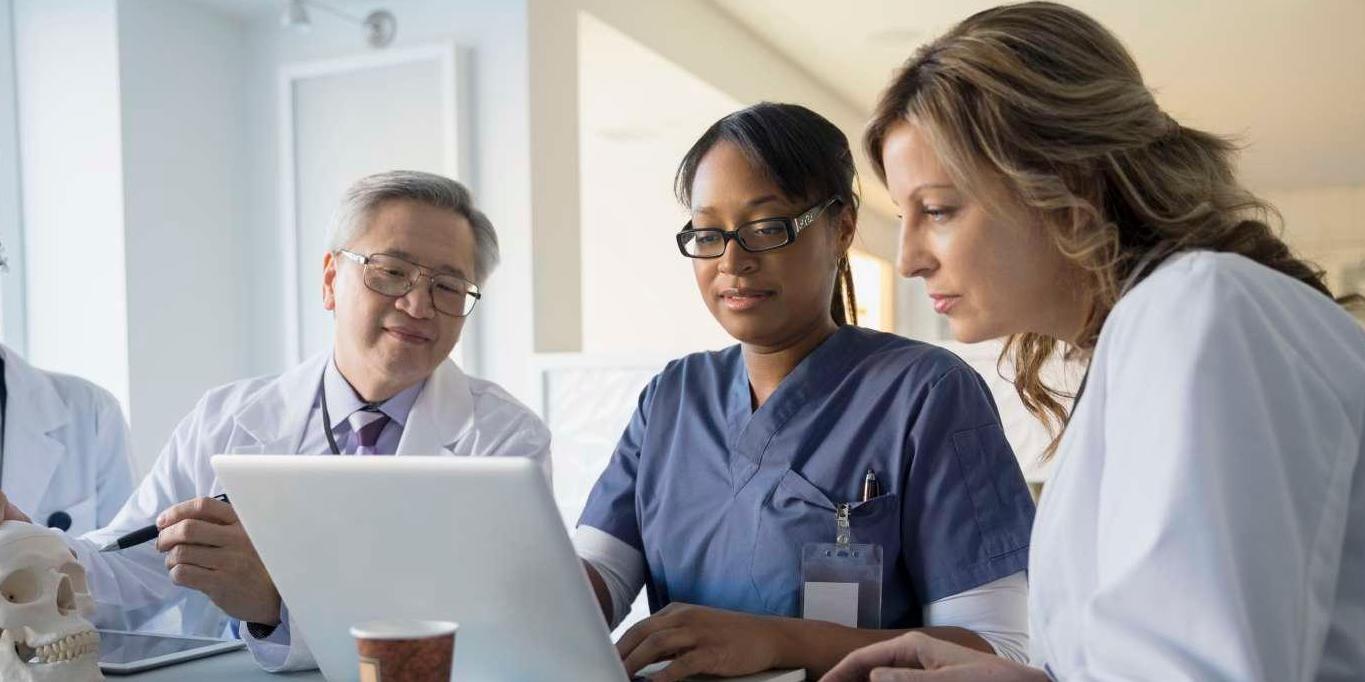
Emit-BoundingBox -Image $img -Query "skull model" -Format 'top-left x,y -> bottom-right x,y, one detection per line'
0,520 -> 102,682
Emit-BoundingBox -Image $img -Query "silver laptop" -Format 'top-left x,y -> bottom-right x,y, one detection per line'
212,455 -> 803,682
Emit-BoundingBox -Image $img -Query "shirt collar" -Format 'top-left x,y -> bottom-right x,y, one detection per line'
323,355 -> 426,428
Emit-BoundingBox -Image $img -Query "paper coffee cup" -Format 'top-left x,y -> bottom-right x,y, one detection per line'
350,619 -> 458,682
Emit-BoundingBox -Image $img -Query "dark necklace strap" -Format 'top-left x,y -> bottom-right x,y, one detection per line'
320,386 -> 342,455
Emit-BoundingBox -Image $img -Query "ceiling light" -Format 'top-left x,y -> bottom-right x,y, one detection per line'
279,1 -> 396,48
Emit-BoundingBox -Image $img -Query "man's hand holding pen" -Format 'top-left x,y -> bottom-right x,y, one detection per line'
156,496 -> 282,627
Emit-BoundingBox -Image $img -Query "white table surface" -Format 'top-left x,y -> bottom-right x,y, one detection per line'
114,649 -> 325,681
113,649 -> 804,681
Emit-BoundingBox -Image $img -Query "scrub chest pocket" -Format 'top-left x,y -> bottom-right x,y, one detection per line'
750,468 -> 901,616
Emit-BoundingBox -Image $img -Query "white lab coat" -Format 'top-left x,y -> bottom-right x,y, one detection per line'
68,351 -> 552,672
1030,252 -> 1365,681
0,344 -> 134,536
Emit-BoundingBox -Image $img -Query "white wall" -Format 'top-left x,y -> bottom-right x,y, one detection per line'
1264,184 -> 1365,297
116,0 -> 250,473
576,11 -> 738,356
10,0 -> 254,474
575,1 -> 896,220
0,0 -> 25,352
13,0 -> 132,414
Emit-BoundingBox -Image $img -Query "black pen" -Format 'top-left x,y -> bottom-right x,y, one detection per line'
861,468 -> 880,502
98,493 -> 230,552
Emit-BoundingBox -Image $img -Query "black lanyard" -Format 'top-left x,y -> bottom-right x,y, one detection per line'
320,386 -> 342,455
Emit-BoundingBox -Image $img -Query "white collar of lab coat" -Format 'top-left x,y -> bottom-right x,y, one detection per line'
232,350 -> 475,456
393,358 -> 475,456
1,344 -> 72,512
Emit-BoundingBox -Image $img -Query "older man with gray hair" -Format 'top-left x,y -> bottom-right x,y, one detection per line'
10,170 -> 551,672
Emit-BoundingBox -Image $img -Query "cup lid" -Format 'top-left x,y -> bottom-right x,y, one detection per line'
349,619 -> 459,640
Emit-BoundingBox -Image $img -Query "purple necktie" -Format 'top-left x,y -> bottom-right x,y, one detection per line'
346,409 -> 392,456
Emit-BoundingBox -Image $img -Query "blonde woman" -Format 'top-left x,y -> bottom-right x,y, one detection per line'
824,3 -> 1365,681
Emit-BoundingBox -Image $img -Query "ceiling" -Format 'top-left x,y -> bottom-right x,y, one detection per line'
192,0 -> 1365,192
711,0 -> 1365,192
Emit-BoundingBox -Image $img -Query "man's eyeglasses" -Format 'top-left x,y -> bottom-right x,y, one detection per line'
675,197 -> 841,259
336,250 -> 481,318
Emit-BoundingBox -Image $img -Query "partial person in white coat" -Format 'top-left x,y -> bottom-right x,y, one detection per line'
824,3 -> 1365,681
2,170 -> 551,673
0,342 -> 134,536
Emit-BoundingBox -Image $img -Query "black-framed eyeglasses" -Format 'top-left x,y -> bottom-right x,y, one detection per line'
675,196 -> 841,259
336,250 -> 482,317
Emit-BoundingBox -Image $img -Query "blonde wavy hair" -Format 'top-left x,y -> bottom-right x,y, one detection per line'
865,1 -> 1356,456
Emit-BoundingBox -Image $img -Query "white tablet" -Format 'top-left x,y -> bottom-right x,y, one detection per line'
96,629 -> 244,675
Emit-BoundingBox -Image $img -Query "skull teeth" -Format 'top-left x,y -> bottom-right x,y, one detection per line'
30,630 -> 99,664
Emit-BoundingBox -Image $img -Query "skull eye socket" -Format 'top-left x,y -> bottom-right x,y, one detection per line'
0,568 -> 40,605
59,562 -> 88,595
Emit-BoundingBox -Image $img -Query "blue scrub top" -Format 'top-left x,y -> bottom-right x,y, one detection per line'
578,326 -> 1034,627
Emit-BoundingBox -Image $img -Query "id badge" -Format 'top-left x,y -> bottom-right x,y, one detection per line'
800,504 -> 883,628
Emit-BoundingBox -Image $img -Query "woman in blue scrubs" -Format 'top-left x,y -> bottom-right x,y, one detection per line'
575,102 -> 1036,681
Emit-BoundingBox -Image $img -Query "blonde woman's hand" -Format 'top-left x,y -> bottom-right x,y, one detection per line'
821,631 -> 1049,682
